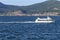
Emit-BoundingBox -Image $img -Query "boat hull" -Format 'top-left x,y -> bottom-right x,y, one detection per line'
35,21 -> 54,23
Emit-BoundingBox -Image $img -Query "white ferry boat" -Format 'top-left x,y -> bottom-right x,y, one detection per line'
35,17 -> 54,23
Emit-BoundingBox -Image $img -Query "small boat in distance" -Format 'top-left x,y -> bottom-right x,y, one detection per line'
35,17 -> 54,23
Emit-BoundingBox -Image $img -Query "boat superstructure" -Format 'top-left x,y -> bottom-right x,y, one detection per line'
35,17 -> 54,23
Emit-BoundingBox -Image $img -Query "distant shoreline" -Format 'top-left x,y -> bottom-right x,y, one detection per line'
0,12 -> 59,16
0,15 -> 59,16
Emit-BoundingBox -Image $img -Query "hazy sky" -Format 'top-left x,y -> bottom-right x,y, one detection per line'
0,0 -> 46,6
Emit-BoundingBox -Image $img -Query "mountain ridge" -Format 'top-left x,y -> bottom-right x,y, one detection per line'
0,0 -> 60,16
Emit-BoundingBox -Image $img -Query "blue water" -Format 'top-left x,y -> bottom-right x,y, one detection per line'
0,16 -> 60,40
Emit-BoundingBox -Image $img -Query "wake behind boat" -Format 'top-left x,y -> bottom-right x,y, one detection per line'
35,17 -> 54,23
0,17 -> 54,23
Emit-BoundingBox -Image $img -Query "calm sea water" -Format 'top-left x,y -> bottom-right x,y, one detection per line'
0,16 -> 60,40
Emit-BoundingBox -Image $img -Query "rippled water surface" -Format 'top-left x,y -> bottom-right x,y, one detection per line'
0,16 -> 60,40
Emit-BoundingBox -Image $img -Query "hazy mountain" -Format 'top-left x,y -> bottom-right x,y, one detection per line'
22,0 -> 60,14
0,0 -> 60,16
0,2 -> 21,13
